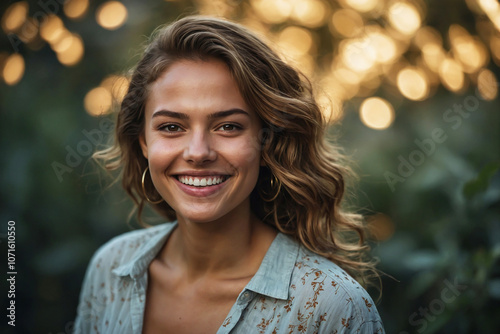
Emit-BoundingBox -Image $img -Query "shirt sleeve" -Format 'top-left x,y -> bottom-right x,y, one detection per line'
73,242 -> 116,334
73,252 -> 99,333
309,270 -> 385,334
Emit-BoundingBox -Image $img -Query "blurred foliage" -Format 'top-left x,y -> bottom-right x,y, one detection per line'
1,0 -> 499,333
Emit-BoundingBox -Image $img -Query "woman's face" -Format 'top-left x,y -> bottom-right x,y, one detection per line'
140,59 -> 262,224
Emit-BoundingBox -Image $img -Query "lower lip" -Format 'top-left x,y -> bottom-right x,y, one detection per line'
173,177 -> 229,197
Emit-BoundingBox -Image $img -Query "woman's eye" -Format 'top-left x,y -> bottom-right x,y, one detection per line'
218,124 -> 240,131
161,124 -> 182,132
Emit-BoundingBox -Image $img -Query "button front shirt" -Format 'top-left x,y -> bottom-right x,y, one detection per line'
74,222 -> 384,333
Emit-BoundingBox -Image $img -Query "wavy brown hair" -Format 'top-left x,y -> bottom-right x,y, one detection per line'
94,16 -> 379,288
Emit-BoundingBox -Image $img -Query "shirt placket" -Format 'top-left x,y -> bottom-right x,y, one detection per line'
216,289 -> 255,334
130,275 -> 147,333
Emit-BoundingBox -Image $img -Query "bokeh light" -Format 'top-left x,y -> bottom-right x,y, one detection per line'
291,0 -> 327,28
449,24 -> 488,73
1,1 -> 28,33
414,26 -> 443,49
397,67 -> 430,100
64,0 -> 90,20
439,58 -> 465,92
491,35 -> 500,65
366,29 -> 398,64
421,44 -> 446,72
341,38 -> 377,72
331,9 -> 364,38
251,0 -> 292,24
343,0 -> 379,13
387,2 -> 421,36
100,75 -> 130,102
84,87 -> 113,116
55,34 -> 85,66
40,15 -> 65,43
477,68 -> 498,100
2,53 -> 25,85
277,26 -> 314,57
96,1 -> 128,30
360,97 -> 395,130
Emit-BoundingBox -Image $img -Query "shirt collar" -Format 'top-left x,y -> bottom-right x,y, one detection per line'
244,233 -> 300,300
112,223 -> 300,301
112,222 -> 178,279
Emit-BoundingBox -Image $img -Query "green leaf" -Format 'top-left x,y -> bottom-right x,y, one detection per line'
463,162 -> 500,198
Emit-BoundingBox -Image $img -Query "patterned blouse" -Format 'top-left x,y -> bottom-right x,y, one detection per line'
74,222 -> 384,333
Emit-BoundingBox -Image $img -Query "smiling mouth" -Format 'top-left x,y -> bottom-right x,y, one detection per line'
175,175 -> 231,187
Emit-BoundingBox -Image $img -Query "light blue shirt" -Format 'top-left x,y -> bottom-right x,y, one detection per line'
74,222 -> 384,333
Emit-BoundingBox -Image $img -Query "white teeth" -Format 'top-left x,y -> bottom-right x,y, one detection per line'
178,176 -> 226,187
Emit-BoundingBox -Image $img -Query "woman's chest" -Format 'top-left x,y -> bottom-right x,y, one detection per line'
142,262 -> 250,333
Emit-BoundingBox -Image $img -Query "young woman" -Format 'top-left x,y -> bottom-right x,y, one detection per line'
74,16 -> 384,333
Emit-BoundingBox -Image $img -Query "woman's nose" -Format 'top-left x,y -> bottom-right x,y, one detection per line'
183,130 -> 217,164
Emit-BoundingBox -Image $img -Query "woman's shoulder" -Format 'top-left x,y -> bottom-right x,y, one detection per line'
289,246 -> 383,330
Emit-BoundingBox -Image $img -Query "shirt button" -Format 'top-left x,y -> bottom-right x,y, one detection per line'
239,291 -> 252,303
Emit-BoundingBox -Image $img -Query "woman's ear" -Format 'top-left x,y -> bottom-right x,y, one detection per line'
139,133 -> 148,159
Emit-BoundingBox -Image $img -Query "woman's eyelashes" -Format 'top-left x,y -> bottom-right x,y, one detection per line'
156,122 -> 244,134
215,123 -> 243,132
158,123 -> 184,133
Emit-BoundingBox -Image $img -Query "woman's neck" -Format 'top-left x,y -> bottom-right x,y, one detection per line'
160,205 -> 277,282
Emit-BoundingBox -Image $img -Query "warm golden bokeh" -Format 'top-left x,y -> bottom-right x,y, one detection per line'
250,0 -> 292,24
439,58 -> 466,92
366,29 -> 398,64
331,9 -> 364,38
1,1 -> 28,33
397,67 -> 430,101
84,87 -> 113,116
0,0 -> 497,130
100,75 -> 130,102
477,0 -> 500,31
340,38 -> 376,72
96,1 -> 128,30
387,1 -> 421,36
291,0 -> 327,28
40,15 -> 65,43
277,26 -> 313,57
2,53 -> 25,85
64,0 -> 90,20
343,0 -> 379,13
421,44 -> 446,72
360,97 -> 395,130
477,68 -> 498,100
449,24 -> 489,73
55,34 -> 85,66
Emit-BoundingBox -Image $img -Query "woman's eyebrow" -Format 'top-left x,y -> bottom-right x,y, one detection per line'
152,108 -> 250,120
152,110 -> 189,119
207,108 -> 250,120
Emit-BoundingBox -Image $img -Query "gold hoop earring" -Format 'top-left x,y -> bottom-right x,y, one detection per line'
261,174 -> 282,202
141,166 -> 163,204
